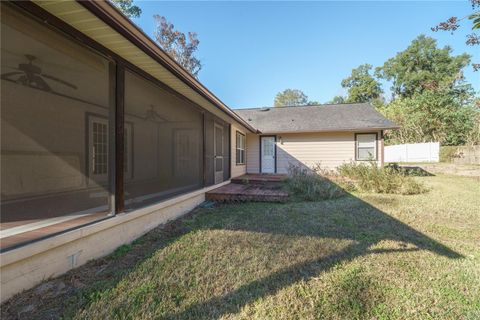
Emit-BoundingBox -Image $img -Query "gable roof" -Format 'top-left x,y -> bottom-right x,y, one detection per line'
234,103 -> 399,134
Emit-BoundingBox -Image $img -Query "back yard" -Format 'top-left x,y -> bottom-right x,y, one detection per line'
2,174 -> 480,319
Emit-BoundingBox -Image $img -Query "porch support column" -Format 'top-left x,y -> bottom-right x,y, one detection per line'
115,65 -> 125,213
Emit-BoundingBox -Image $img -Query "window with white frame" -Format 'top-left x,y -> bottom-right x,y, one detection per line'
356,133 -> 377,161
89,117 -> 133,182
89,116 -> 109,182
236,132 -> 246,165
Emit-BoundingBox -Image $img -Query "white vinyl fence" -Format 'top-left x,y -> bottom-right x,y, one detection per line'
384,142 -> 439,163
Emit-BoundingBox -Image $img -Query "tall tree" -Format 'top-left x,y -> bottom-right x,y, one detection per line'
379,90 -> 477,146
376,35 -> 471,99
431,0 -> 479,71
341,64 -> 383,103
274,89 -> 308,107
110,0 -> 142,18
465,105 -> 480,145
328,95 -> 346,104
153,15 -> 202,77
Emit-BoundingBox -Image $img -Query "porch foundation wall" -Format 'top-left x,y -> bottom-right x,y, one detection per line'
0,181 -> 228,302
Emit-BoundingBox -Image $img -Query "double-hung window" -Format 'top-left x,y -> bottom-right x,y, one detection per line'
356,133 -> 377,161
236,132 -> 246,165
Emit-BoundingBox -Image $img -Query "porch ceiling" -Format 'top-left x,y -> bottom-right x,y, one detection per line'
31,0 -> 256,133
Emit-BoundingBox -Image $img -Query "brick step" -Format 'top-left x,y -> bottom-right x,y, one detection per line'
206,183 -> 289,203
231,174 -> 288,185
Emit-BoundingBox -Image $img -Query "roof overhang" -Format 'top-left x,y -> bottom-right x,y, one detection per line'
257,126 -> 401,135
27,0 -> 257,133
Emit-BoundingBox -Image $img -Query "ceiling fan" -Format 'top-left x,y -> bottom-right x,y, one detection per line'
144,104 -> 166,122
1,54 -> 77,92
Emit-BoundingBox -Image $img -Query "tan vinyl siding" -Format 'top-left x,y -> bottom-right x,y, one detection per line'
245,131 -> 382,174
231,124 -> 247,178
276,132 -> 354,173
246,133 -> 260,173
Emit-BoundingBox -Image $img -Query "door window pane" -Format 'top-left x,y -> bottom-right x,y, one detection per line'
215,125 -> 223,157
263,138 -> 274,156
215,158 -> 224,171
1,4 -> 112,250
91,117 -> 108,176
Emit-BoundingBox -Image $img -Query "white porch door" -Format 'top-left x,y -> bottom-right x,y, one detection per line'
88,116 -> 109,184
214,123 -> 224,184
261,136 -> 275,173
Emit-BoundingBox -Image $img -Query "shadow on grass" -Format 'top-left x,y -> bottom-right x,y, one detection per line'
0,219 -> 191,320
162,190 -> 461,319
1,177 -> 462,320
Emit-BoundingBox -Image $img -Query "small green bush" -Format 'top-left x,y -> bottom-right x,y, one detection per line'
385,163 -> 431,176
286,164 -> 345,201
439,146 -> 458,163
337,162 -> 426,195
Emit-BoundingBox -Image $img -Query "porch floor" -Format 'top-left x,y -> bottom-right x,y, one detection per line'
231,173 -> 288,184
206,174 -> 289,202
0,212 -> 108,251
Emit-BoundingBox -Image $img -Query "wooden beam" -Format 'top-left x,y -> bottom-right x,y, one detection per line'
115,66 -> 125,213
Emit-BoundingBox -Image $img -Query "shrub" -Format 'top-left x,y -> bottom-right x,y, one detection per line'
385,163 -> 431,176
286,164 -> 345,201
337,162 -> 426,195
439,146 -> 459,163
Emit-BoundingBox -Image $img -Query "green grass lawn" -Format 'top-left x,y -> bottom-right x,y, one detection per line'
3,174 -> 480,319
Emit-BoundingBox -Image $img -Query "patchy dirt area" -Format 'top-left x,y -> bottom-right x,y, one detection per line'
402,163 -> 480,178
0,208 -> 200,320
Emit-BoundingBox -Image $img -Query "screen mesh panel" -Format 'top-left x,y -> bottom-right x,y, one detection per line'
124,70 -> 203,210
0,4 -> 112,248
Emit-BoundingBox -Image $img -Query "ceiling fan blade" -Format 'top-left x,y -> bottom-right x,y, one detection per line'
32,75 -> 52,92
1,71 -> 23,79
3,50 -> 79,71
153,111 -> 167,121
2,66 -> 23,71
41,73 -> 77,90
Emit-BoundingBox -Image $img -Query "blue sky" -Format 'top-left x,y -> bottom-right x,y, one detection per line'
132,1 -> 479,109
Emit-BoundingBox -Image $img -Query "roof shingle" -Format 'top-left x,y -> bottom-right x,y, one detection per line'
234,103 -> 399,133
